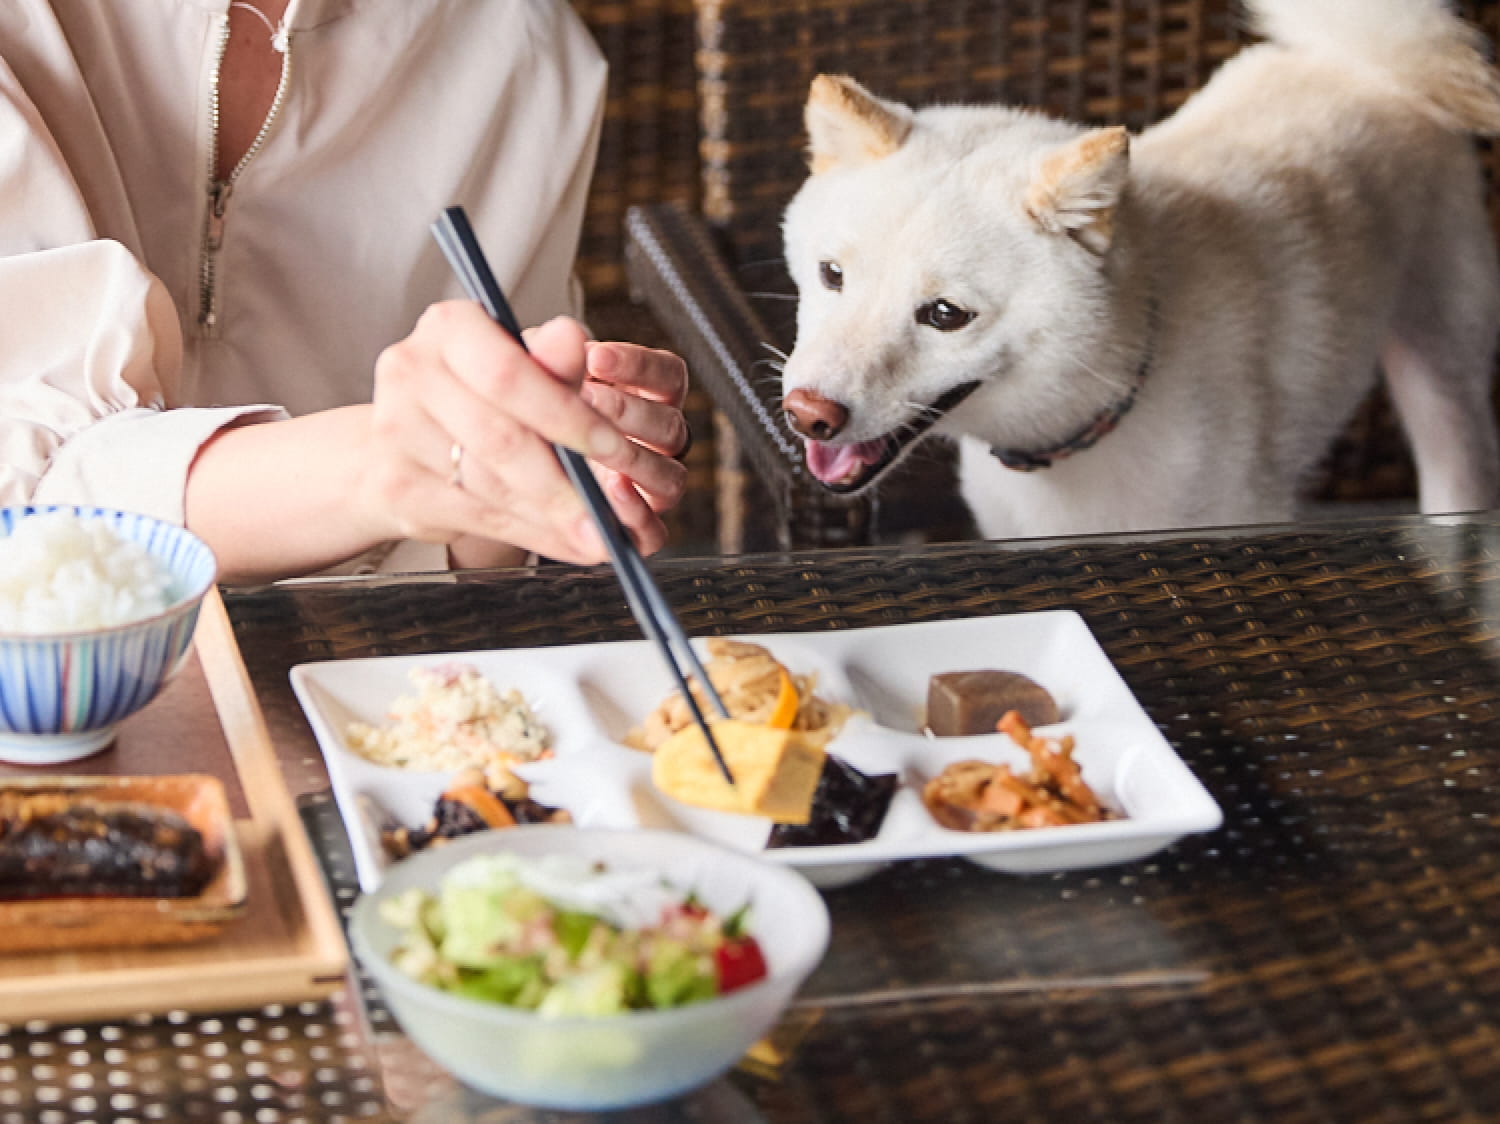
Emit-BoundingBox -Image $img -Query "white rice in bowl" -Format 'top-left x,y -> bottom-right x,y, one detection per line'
0,511 -> 179,634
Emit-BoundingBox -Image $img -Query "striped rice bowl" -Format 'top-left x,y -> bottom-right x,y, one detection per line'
0,507 -> 216,755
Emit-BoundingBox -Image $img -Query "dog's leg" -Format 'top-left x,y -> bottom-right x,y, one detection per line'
1383,335 -> 1499,513
1384,178 -> 1500,514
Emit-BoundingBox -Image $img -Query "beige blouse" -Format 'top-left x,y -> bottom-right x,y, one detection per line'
0,0 -> 606,571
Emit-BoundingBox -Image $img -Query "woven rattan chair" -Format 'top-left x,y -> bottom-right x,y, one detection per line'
619,0 -> 1500,554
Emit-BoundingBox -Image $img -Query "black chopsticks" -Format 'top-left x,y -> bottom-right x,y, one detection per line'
431,205 -> 735,786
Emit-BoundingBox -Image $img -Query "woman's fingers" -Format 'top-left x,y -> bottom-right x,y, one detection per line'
581,380 -> 690,457
577,342 -> 691,512
600,468 -> 668,556
410,358 -> 587,522
443,448 -> 613,564
591,416 -> 688,513
523,323 -> 686,523
586,342 -> 689,407
584,342 -> 692,468
434,304 -> 621,461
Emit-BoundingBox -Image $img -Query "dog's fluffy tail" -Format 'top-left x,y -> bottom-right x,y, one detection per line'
1247,0 -> 1500,135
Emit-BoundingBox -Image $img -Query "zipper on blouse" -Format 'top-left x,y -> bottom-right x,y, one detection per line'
198,14 -> 294,336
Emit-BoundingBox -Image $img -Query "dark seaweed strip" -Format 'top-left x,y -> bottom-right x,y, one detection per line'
766,755 -> 898,849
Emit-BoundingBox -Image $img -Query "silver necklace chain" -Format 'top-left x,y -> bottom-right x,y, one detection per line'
229,2 -> 289,52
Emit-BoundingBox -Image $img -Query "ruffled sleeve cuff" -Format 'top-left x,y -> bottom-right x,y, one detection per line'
30,403 -> 288,524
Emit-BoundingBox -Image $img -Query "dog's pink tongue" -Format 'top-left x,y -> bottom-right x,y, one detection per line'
805,439 -> 886,486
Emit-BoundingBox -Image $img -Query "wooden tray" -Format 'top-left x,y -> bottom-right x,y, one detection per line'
0,588 -> 348,1023
0,773 -> 249,952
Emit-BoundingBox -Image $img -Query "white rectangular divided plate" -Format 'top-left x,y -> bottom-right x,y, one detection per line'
291,612 -> 1222,892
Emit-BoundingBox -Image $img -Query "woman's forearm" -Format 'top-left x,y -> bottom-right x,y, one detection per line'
184,405 -> 391,583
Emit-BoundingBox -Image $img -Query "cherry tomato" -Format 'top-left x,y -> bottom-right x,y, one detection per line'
714,937 -> 768,993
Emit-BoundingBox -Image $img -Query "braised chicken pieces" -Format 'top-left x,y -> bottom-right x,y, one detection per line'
922,710 -> 1113,831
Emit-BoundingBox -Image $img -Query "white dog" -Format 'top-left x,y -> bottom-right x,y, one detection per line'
778,0 -> 1500,540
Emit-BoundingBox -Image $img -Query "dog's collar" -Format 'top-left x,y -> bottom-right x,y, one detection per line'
989,294 -> 1161,472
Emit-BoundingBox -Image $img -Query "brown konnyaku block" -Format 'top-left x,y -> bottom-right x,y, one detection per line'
925,670 -> 1059,736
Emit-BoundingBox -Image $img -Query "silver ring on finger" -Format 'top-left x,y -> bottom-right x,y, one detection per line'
448,441 -> 465,490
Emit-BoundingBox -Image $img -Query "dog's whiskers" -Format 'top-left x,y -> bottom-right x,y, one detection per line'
736,256 -> 788,271
750,358 -> 785,391
760,341 -> 791,363
900,397 -> 945,422
1068,351 -> 1134,394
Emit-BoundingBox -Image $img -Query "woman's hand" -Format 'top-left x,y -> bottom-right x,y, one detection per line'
184,304 -> 692,581
446,332 -> 692,569
361,304 -> 684,567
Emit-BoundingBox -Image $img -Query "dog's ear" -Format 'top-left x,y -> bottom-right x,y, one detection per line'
805,74 -> 913,174
1025,127 -> 1131,255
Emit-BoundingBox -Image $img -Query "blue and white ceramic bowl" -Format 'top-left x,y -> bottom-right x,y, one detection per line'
0,506 -> 217,765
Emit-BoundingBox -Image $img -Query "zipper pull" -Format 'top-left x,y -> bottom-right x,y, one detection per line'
200,180 -> 233,333
205,180 -> 232,252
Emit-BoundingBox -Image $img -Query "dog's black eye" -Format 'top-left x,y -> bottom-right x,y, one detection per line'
819,260 -> 844,292
916,299 -> 976,332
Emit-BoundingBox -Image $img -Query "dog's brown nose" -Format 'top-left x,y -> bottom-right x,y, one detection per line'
783,388 -> 849,441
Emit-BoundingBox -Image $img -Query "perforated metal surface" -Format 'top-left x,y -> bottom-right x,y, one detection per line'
0,998 -> 385,1123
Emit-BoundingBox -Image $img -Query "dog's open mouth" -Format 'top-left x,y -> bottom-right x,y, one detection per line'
802,381 -> 981,494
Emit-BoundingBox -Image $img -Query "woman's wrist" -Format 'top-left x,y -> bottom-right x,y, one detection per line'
186,404 -> 398,582
447,536 -> 530,570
